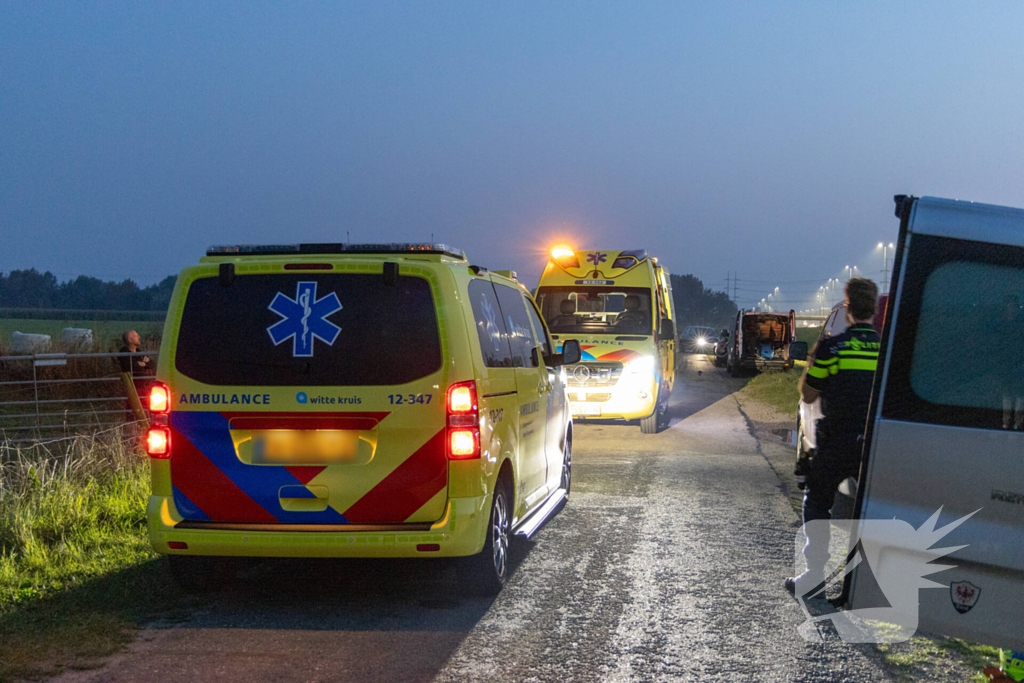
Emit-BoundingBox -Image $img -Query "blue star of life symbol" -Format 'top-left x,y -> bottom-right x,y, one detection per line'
266,281 -> 343,357
587,252 -> 607,266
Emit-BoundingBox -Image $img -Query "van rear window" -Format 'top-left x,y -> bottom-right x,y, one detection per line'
174,274 -> 442,386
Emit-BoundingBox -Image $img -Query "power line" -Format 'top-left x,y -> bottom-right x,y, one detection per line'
738,278 -> 838,284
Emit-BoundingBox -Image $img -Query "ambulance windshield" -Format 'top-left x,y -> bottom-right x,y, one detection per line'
536,286 -> 653,335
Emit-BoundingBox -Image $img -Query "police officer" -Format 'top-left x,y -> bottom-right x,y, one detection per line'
786,278 -> 880,596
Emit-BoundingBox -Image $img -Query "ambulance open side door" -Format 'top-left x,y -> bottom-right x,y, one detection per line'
846,195 -> 1024,651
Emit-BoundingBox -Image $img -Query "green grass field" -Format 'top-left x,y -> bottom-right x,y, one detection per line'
0,319 -> 163,351
0,435 -> 194,679
795,325 -> 822,345
741,362 -> 804,417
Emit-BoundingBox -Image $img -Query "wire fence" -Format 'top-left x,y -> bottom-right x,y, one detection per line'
0,350 -> 157,445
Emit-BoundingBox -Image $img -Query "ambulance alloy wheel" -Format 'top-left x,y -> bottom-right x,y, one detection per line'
459,481 -> 512,595
560,437 -> 572,495
167,555 -> 237,593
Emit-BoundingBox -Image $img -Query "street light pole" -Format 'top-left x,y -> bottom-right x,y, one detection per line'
878,242 -> 894,293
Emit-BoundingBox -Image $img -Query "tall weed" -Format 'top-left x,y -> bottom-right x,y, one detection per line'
0,432 -> 151,608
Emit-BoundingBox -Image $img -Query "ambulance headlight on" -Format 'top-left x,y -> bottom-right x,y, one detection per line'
625,356 -> 656,375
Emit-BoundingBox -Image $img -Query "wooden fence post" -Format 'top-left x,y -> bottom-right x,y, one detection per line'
119,372 -> 149,429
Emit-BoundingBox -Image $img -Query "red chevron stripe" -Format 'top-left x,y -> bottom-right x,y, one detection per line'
285,466 -> 326,485
170,424 -> 277,523
342,429 -> 447,524
599,349 -> 639,362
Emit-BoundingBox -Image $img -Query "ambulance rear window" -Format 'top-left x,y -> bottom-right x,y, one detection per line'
174,273 -> 442,386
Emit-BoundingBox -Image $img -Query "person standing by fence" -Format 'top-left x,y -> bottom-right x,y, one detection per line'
118,330 -> 153,375
119,329 -> 153,422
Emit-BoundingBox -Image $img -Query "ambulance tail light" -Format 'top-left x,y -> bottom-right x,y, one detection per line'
149,383 -> 170,414
147,427 -> 170,458
447,381 -> 480,460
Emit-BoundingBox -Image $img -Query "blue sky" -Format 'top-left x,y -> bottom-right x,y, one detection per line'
3,1 -> 1023,309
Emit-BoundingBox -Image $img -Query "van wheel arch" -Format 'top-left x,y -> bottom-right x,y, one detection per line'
496,458 -> 515,512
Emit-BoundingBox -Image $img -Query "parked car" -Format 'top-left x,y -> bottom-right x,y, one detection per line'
725,310 -> 796,376
679,325 -> 717,354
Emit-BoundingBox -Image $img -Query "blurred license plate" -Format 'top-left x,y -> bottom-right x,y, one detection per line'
251,430 -> 358,464
572,404 -> 601,416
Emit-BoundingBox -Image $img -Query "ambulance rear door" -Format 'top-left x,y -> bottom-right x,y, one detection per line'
168,268 -> 449,527
849,195 -> 1024,650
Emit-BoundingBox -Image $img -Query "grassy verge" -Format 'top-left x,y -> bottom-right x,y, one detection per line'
875,635 -> 1001,682
740,363 -> 803,418
796,325 -> 823,346
0,434 -> 190,680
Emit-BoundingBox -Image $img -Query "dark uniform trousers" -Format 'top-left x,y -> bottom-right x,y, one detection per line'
802,429 -> 862,574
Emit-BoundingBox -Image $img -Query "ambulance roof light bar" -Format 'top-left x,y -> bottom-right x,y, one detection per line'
207,243 -> 466,259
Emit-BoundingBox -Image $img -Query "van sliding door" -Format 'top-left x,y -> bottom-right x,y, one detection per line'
849,197 -> 1024,650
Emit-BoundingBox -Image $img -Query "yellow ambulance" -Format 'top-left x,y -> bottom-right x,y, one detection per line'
534,248 -> 676,433
145,243 -> 581,594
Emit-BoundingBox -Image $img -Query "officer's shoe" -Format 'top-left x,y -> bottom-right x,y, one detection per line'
784,570 -> 826,598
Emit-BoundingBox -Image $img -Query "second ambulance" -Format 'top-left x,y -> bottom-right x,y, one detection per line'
534,248 -> 676,433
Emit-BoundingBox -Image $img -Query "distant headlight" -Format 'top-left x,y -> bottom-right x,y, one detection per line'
626,356 -> 656,374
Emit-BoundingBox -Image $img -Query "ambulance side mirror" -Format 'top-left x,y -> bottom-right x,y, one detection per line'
557,339 -> 582,366
659,318 -> 675,341
788,341 -> 808,361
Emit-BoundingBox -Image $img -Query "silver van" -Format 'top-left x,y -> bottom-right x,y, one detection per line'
847,195 -> 1024,650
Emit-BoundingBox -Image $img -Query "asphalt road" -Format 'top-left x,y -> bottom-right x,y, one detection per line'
56,354 -> 898,683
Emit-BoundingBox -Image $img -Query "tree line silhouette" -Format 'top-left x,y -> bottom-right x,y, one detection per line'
669,274 -> 737,328
0,269 -> 176,311
0,268 -> 734,326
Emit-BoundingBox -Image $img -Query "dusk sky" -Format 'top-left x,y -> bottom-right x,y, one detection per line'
3,2 -> 1023,310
